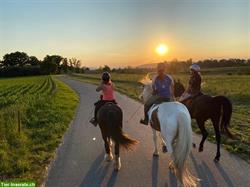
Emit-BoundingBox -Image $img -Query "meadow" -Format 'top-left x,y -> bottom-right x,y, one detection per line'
68,70 -> 250,163
0,76 -> 78,184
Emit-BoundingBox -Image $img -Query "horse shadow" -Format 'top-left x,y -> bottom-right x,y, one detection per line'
190,153 -> 218,187
152,156 -> 159,187
80,152 -> 118,187
190,153 -> 235,187
152,156 -> 178,187
215,163 -> 234,187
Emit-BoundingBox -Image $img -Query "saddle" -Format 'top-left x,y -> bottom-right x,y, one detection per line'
182,91 -> 203,103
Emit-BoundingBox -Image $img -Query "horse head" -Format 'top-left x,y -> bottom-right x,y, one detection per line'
138,73 -> 153,103
174,79 -> 185,98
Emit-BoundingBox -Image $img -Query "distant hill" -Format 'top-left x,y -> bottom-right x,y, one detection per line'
136,63 -> 158,69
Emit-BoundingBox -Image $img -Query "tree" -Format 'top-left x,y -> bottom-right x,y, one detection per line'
2,51 -> 29,67
61,58 -> 69,73
69,58 -> 81,73
102,65 -> 111,72
41,55 -> 63,74
40,55 -> 63,74
28,56 -> 40,66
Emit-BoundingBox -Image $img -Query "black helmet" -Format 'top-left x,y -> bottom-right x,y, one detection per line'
102,72 -> 111,82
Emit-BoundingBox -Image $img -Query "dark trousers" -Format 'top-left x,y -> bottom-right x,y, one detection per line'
94,100 -> 116,120
144,96 -> 170,120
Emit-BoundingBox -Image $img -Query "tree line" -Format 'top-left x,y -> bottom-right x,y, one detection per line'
96,58 -> 250,74
0,51 -> 249,77
0,51 -> 86,77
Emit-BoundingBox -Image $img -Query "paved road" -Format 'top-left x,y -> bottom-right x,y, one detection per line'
45,77 -> 250,187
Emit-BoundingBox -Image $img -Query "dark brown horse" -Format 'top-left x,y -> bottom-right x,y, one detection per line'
174,81 -> 234,162
97,102 -> 138,170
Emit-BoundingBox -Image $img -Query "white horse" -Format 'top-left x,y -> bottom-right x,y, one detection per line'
139,75 -> 198,187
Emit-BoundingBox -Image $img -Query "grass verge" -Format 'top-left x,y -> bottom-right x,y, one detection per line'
0,76 -> 78,185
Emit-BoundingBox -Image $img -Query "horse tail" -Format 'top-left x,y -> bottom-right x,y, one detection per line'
172,110 -> 198,187
107,110 -> 138,150
213,96 -> 234,139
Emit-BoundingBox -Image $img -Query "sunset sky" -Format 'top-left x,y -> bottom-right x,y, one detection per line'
0,0 -> 249,67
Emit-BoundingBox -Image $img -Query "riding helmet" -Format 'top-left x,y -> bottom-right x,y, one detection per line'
102,71 -> 111,82
190,64 -> 200,72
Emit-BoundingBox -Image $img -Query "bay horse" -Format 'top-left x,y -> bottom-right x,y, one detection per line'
97,102 -> 138,171
174,80 -> 234,162
139,76 -> 198,187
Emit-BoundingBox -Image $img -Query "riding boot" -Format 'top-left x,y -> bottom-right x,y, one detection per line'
89,103 -> 99,127
140,114 -> 149,125
89,117 -> 98,126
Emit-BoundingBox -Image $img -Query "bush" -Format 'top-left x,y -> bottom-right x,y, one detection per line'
0,66 -> 43,77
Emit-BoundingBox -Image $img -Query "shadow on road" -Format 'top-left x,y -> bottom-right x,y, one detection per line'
190,153 -> 218,187
215,163 -> 234,187
151,155 -> 178,187
80,152 -> 118,187
106,170 -> 118,187
152,156 -> 159,187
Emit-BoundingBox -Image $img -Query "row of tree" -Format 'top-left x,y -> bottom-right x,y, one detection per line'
0,51 -> 85,77
1,51 -> 249,77
165,58 -> 250,73
96,58 -> 250,74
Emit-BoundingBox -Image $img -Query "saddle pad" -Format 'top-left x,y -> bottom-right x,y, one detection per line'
148,104 -> 160,122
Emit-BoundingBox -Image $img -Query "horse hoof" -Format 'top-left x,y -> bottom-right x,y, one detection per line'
114,157 -> 121,171
198,147 -> 203,152
114,165 -> 121,171
214,157 -> 220,163
153,151 -> 159,157
162,145 -> 168,153
192,143 -> 196,148
105,153 -> 113,162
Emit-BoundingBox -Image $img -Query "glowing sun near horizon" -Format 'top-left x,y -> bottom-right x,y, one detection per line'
156,44 -> 169,56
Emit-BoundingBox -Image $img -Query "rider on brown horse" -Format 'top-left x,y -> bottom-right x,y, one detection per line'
179,64 -> 202,103
90,72 -> 116,126
175,64 -> 234,162
140,63 -> 175,125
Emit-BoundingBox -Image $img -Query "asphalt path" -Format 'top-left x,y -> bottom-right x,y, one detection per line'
45,77 -> 250,187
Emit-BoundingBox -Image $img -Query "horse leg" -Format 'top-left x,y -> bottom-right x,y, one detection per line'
212,118 -> 221,162
196,119 -> 208,152
114,141 -> 121,171
152,129 -> 159,156
101,133 -> 113,161
159,133 -> 167,153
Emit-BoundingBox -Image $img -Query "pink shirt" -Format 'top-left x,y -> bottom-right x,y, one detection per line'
102,83 -> 114,101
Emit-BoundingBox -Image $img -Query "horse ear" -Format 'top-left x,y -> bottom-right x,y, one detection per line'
145,73 -> 152,81
138,79 -> 145,85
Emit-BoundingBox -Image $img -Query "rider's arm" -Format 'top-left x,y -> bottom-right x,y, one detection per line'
96,83 -> 104,92
152,75 -> 157,94
171,83 -> 176,101
111,82 -> 115,90
168,75 -> 176,101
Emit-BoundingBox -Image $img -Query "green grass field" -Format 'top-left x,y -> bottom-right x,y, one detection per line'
0,76 -> 78,184
68,72 -> 250,163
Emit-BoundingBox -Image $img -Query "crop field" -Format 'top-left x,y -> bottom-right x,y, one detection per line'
69,72 -> 250,163
0,76 -> 78,184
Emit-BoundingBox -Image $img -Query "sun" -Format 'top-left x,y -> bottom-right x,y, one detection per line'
156,44 -> 169,56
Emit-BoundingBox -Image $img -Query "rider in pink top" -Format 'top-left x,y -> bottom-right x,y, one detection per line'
90,72 -> 116,126
102,83 -> 114,100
